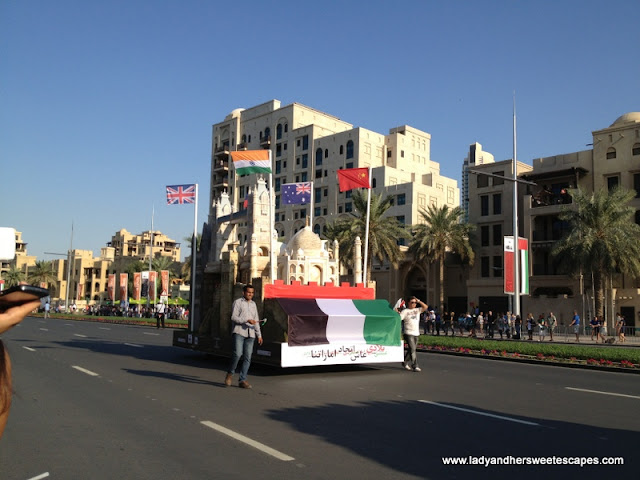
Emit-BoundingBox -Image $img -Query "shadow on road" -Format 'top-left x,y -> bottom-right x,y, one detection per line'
265,399 -> 636,480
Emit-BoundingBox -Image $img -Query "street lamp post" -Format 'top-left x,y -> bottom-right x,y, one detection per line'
45,222 -> 73,311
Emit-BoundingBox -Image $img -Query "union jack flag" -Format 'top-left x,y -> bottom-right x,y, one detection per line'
166,184 -> 196,205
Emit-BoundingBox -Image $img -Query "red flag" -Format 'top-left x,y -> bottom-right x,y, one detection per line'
337,168 -> 370,192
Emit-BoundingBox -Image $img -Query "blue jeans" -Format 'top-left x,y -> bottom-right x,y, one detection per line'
228,334 -> 255,382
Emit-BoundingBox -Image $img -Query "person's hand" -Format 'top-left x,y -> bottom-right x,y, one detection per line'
258,337 -> 263,345
248,319 -> 257,325
0,300 -> 41,335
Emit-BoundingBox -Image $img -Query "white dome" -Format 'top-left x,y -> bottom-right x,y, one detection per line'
610,112 -> 640,127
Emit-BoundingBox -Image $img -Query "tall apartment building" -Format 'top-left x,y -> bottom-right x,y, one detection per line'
203,100 -> 460,313
107,228 -> 181,262
461,142 -> 495,222
466,112 -> 640,328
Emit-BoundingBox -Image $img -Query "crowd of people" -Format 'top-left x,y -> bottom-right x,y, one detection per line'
409,306 -> 629,344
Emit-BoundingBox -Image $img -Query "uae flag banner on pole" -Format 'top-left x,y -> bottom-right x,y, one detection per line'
282,182 -> 312,205
230,150 -> 272,175
337,167 -> 370,192
504,236 -> 529,295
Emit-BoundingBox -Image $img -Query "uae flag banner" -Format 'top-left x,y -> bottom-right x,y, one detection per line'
230,150 -> 272,175
278,298 -> 403,367
337,167 -> 370,192
504,236 -> 529,295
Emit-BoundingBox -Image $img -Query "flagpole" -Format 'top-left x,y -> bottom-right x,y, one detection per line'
190,184 -> 198,332
309,182 -> 314,227
512,93 -> 520,318
148,205 -> 154,309
362,167 -> 372,286
268,151 -> 276,282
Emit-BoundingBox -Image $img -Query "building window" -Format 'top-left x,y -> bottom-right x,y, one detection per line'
397,193 -> 406,205
302,154 -> 308,168
372,178 -> 377,188
276,143 -> 282,157
401,150 -> 404,158
606,147 -> 616,159
315,207 -> 321,217
345,202 -> 352,213
481,226 -> 490,246
302,135 -> 309,150
636,210 -> 640,225
346,162 -> 353,169
346,140 -> 354,159
396,215 -> 405,224
477,174 -> 489,188
313,224 -> 320,235
340,145 -> 344,155
493,193 -> 502,215
481,256 -> 490,277
325,149 -> 329,158
275,161 -> 281,174
634,173 -> 640,198
338,206 -> 343,213
345,191 -> 352,199
315,188 -> 321,202
324,188 -> 328,197
493,224 -> 502,246
275,195 -> 280,209
387,150 -> 392,158
315,169 -> 322,178
632,143 -> 640,155
275,178 -> 281,192
493,256 -> 503,277
284,124 -> 288,133
277,124 -> 283,140
316,148 -> 323,165
301,172 -> 308,182
607,175 -> 619,191
493,171 -> 504,186
323,208 -> 327,215
480,195 -> 489,216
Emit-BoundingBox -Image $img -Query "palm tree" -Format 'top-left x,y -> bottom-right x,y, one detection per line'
28,260 -> 58,287
408,204 -> 475,313
324,190 -> 408,282
1,265 -> 25,287
152,256 -> 177,275
552,187 -> 640,319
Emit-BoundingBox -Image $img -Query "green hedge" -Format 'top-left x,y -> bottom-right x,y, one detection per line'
418,335 -> 640,365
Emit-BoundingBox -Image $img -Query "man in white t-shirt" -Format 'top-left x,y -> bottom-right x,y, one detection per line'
397,297 -> 428,372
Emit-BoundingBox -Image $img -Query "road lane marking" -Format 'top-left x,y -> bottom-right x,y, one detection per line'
201,421 -> 295,461
22,346 -> 36,352
418,400 -> 540,426
74,334 -> 87,338
72,366 -> 99,377
565,387 -> 640,400
144,332 -> 160,336
39,328 -> 48,331
124,343 -> 144,348
27,473 -> 50,480
99,327 -> 111,330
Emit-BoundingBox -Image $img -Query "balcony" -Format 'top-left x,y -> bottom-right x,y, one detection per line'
237,142 -> 248,150
531,191 -> 572,208
214,144 -> 230,158
260,135 -> 271,148
212,159 -> 229,172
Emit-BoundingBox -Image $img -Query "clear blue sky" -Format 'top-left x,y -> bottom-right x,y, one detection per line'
2,0 -> 638,262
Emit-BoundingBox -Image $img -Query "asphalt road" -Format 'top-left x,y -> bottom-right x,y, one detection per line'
1,317 -> 638,480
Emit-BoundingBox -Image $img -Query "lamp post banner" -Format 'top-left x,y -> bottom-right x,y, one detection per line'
504,237 -> 515,294
120,273 -> 128,302
504,236 -> 529,295
108,274 -> 115,301
133,272 -> 141,300
161,270 -> 169,296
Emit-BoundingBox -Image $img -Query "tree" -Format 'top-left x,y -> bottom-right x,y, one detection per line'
408,204 -> 475,313
1,265 -> 25,287
152,256 -> 178,275
28,260 -> 58,287
552,187 -> 640,319
324,190 -> 408,282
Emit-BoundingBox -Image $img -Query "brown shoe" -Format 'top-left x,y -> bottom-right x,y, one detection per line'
238,380 -> 252,389
224,373 -> 233,386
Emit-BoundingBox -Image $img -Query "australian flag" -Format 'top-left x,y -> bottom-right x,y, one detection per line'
166,184 -> 196,205
281,182 -> 312,205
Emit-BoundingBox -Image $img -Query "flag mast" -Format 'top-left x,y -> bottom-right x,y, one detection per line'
362,166 -> 372,285
268,151 -> 276,282
512,93 -> 520,318
190,184 -> 198,332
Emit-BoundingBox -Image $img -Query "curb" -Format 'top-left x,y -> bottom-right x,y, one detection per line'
418,347 -> 640,374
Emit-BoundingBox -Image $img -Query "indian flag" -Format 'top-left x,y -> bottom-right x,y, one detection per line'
277,298 -> 401,346
230,150 -> 272,175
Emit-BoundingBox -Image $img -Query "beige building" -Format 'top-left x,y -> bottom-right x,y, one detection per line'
466,112 -> 640,330
198,100 -> 461,331
1,230 -> 37,278
48,229 -> 182,307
